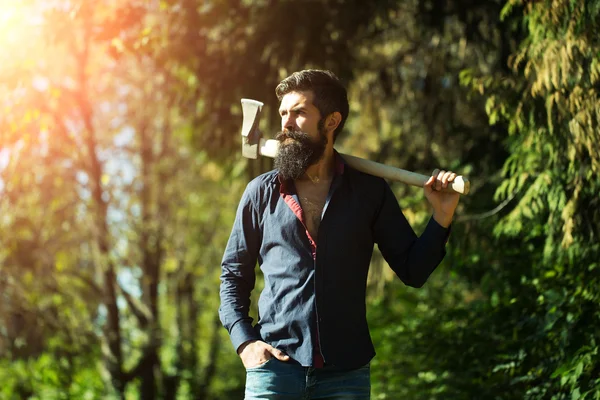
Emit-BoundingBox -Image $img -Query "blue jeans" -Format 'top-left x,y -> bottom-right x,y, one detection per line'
245,359 -> 371,399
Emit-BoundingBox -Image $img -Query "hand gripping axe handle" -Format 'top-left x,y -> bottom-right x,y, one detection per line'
241,99 -> 470,195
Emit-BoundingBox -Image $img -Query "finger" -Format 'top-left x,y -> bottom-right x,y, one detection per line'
436,170 -> 446,191
423,177 -> 434,195
442,171 -> 453,188
424,175 -> 435,189
269,346 -> 290,361
429,169 -> 440,191
448,172 -> 457,182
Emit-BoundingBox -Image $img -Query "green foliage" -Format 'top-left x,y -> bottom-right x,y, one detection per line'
0,354 -> 104,399
1,0 -> 599,398
369,0 -> 600,399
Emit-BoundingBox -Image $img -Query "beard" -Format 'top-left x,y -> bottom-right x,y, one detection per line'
274,125 -> 327,181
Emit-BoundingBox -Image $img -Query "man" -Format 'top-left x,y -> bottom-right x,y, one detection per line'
219,69 -> 460,399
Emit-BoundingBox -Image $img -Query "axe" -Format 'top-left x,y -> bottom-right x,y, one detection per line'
241,99 -> 470,195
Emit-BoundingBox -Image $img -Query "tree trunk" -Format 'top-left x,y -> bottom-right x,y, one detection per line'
77,9 -> 125,395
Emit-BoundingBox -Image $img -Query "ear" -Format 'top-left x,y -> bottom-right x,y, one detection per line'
324,111 -> 342,135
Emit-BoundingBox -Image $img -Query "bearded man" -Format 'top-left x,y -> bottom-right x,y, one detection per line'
219,70 -> 460,399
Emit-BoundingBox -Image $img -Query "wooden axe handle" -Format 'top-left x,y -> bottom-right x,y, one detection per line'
259,139 -> 470,195
340,153 -> 470,195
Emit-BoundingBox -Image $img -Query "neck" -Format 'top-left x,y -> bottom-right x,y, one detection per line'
299,146 -> 335,184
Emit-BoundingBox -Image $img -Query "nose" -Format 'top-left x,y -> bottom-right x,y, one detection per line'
281,113 -> 296,131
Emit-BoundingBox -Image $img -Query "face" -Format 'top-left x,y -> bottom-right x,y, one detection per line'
278,90 -> 322,139
274,91 -> 328,180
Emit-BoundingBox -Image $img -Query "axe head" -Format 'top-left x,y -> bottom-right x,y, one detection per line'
241,98 -> 264,159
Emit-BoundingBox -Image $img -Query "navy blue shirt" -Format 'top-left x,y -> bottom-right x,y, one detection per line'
219,156 -> 450,369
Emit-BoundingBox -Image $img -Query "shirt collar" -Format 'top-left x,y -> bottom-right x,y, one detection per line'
278,150 -> 345,194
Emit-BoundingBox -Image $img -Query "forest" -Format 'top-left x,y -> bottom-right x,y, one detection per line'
0,0 -> 598,398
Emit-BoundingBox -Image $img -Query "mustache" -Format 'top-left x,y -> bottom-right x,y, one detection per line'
275,129 -> 311,142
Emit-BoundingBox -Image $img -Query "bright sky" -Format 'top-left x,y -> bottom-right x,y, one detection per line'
0,1 -> 36,43
0,1 -> 44,69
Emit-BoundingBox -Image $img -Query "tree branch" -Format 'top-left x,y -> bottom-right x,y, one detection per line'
116,281 -> 152,328
455,190 -> 518,222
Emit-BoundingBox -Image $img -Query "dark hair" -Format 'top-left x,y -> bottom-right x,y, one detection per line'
276,70 -> 349,141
